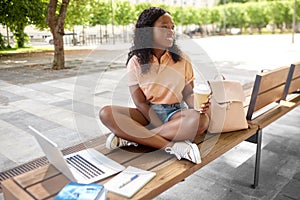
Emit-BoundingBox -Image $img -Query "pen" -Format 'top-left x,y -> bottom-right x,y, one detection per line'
119,174 -> 139,189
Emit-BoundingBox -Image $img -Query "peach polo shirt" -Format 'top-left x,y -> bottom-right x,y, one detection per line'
127,52 -> 194,104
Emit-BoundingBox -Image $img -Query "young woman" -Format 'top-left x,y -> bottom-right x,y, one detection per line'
99,7 -> 210,164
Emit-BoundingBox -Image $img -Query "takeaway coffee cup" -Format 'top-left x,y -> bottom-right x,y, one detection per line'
193,84 -> 211,112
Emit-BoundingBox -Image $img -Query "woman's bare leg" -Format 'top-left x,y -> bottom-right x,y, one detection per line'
100,106 -> 208,145
99,105 -> 173,149
99,106 -> 206,164
151,109 -> 209,141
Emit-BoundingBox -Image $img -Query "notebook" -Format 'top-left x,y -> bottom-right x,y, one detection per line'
28,126 -> 125,184
104,166 -> 156,198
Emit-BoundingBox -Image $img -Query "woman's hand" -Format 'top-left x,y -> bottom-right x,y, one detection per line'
129,85 -> 163,127
199,101 -> 211,113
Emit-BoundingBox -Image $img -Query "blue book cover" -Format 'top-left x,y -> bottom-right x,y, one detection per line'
55,182 -> 106,200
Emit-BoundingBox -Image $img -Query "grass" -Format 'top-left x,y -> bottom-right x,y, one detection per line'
0,46 -> 53,54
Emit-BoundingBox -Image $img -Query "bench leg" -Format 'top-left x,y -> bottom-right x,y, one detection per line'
252,129 -> 262,189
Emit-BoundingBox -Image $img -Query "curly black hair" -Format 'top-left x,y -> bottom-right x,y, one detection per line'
126,7 -> 182,74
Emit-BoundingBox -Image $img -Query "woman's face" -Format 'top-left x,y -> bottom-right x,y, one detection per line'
152,13 -> 175,49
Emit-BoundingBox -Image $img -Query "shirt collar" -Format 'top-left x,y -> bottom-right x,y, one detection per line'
152,51 -> 171,65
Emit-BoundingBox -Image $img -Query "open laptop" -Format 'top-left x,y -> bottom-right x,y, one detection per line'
28,126 -> 125,184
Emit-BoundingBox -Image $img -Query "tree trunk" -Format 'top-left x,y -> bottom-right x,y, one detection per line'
105,25 -> 108,43
100,25 -> 102,44
82,27 -> 85,45
53,34 -> 65,70
6,26 -> 11,48
47,0 -> 71,70
72,28 -> 76,46
14,23 -> 27,48
258,25 -> 262,34
123,26 -> 125,43
249,24 -> 253,34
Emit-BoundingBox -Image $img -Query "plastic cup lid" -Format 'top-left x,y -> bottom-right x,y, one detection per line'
193,84 -> 210,94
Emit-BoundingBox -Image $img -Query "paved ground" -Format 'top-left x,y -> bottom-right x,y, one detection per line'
0,34 -> 300,199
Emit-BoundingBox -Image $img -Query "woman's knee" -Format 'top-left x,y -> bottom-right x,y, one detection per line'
182,110 -> 200,128
99,106 -> 113,124
184,110 -> 209,133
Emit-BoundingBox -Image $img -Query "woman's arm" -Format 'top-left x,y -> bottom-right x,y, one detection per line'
182,81 -> 194,108
129,85 -> 163,127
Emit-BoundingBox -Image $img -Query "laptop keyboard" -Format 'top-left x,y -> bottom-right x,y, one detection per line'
66,154 -> 105,179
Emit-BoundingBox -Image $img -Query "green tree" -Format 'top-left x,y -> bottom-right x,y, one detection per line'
0,1 -> 9,48
134,2 -> 152,22
198,7 -> 211,25
0,0 -> 47,48
245,2 -> 268,34
90,1 -> 111,43
265,0 -> 291,33
66,0 -> 91,45
115,1 -> 134,26
224,3 -> 247,33
169,6 -> 182,25
181,7 -> 193,26
210,7 -> 222,34
115,1 -> 135,42
197,7 -> 211,36
296,0 -> 300,32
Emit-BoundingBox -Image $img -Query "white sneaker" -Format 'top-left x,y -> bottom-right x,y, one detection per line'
165,140 -> 201,164
106,133 -> 138,150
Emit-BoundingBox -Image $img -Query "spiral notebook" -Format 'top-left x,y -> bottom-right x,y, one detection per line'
104,166 -> 156,198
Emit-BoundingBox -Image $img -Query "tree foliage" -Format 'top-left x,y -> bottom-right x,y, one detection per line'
245,2 -> 268,33
114,1 -> 135,26
224,3 -> 247,30
66,0 -> 91,28
90,1 -> 111,26
1,0 -> 299,51
0,0 -> 47,48
134,2 -> 152,21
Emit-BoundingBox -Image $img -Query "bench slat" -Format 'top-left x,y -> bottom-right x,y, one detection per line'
247,66 -> 291,120
13,165 -> 60,188
254,85 -> 285,111
26,175 -> 69,200
122,150 -> 172,171
107,149 -> 146,165
251,100 -> 298,129
2,179 -> 34,200
258,67 -> 290,93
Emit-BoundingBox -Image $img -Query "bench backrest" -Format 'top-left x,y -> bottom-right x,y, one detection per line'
288,62 -> 300,94
246,66 -> 291,120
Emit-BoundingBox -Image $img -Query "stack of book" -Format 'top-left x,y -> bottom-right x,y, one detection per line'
55,182 -> 106,200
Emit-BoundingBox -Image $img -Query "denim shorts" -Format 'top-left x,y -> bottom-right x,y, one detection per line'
148,102 -> 188,123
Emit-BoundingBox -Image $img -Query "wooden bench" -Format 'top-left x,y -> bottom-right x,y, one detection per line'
244,64 -> 299,188
1,64 -> 299,200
